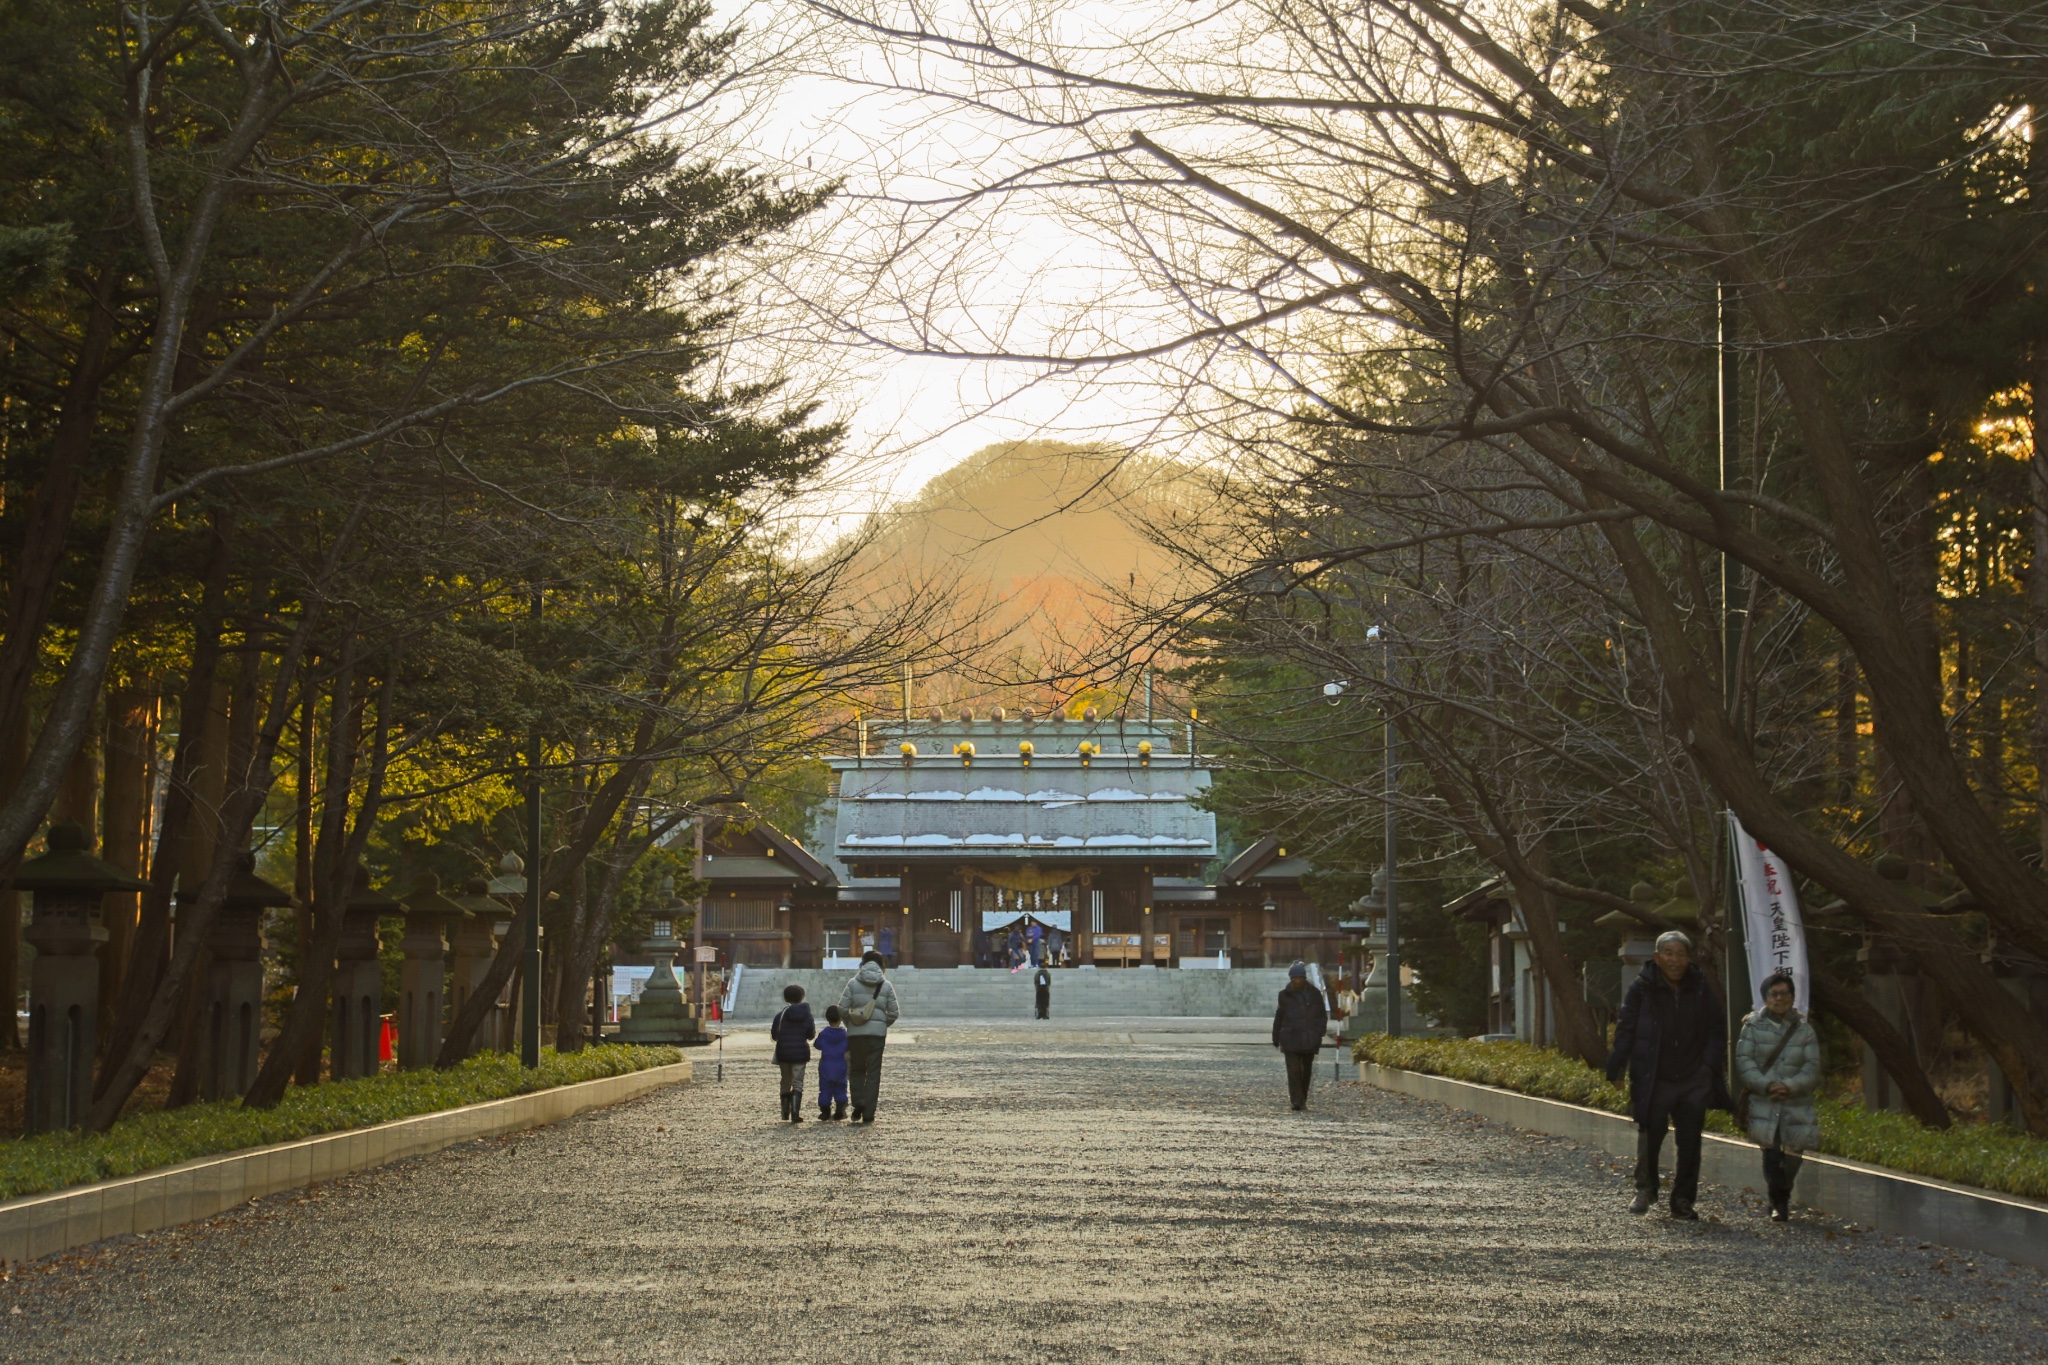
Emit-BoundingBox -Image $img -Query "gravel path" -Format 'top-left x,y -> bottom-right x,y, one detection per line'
2,1028 -> 2044,1363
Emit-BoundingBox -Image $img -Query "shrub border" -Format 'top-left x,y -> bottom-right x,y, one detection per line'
0,1057 -> 692,1266
1358,1059 -> 2048,1272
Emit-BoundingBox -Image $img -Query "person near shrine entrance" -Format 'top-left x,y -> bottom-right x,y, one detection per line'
1034,965 -> 1051,1020
1273,961 -> 1328,1111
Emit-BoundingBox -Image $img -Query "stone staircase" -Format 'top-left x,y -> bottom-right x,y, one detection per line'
728,966 -> 1294,1021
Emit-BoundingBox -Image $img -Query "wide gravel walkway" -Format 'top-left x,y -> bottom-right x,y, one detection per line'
2,1024 -> 2045,1363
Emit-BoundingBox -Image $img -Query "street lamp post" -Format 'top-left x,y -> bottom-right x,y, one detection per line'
1331,624 -> 1401,1037
1365,625 -> 1401,1037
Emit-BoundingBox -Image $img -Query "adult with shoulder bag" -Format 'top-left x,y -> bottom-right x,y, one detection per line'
836,951 -> 901,1124
1735,971 -> 1824,1222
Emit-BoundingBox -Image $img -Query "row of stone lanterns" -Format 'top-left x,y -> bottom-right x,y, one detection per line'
11,825 -> 536,1132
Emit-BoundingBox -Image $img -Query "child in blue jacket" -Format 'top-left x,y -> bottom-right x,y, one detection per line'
770,984 -> 815,1124
814,1004 -> 850,1121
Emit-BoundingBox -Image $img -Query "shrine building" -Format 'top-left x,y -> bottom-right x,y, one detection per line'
688,711 -> 1347,972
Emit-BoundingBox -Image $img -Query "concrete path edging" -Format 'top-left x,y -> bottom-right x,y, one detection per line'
1360,1061 -> 2048,1271
0,1058 -> 693,1267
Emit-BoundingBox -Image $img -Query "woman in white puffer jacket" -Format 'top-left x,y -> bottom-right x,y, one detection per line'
1735,971 -> 1824,1222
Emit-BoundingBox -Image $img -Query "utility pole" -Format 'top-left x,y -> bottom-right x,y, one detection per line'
1718,280 -> 1748,1071
522,590 -> 544,1068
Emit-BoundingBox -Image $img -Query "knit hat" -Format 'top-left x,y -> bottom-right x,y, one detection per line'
1288,960 -> 1308,979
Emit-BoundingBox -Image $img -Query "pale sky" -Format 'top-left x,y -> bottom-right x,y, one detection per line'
708,0 -> 1207,515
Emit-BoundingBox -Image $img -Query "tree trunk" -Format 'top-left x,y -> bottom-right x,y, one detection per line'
0,703 -> 23,1048
1807,958 -> 1950,1129
243,662 -> 392,1111
0,275 -> 120,773
99,685 -> 158,1048
169,636 -> 259,1107
1509,842 -> 1608,1068
2031,345 -> 2048,867
96,534 -> 233,1094
291,673 -> 319,1085
1595,508 -> 2048,1133
554,810 -> 644,1053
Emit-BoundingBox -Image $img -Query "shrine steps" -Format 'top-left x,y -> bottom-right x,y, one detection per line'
728,966 -> 1296,1020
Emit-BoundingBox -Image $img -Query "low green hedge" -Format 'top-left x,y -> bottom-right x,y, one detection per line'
0,1045 -> 682,1202
1352,1034 -> 2048,1201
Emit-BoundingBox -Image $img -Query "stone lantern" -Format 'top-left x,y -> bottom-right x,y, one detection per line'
449,877 -> 514,1053
398,872 -> 467,1069
1344,872 -> 1394,1037
332,865 -> 400,1079
618,893 -> 703,1045
178,851 -> 291,1101
15,822 -> 147,1133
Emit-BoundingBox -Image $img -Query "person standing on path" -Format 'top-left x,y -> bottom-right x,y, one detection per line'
837,951 -> 900,1124
1272,961 -> 1328,1111
1736,971 -> 1823,1222
1607,931 -> 1726,1220
814,1004 -> 850,1121
1033,965 -> 1051,1020
769,984 -> 815,1124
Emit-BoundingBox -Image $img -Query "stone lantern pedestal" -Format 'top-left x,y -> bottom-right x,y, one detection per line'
15,822 -> 147,1133
398,872 -> 466,1069
332,866 -> 400,1079
179,853 -> 291,1101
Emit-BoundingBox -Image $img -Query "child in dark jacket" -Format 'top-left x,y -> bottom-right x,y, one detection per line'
814,1004 -> 850,1121
770,985 -> 815,1124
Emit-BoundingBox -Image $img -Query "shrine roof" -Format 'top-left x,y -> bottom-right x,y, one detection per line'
826,718 -> 1217,864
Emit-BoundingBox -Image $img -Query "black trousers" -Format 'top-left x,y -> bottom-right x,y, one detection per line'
1283,1050 -> 1316,1109
847,1035 -> 886,1117
1636,1081 -> 1707,1205
1035,990 -> 1050,1019
1761,1145 -> 1804,1197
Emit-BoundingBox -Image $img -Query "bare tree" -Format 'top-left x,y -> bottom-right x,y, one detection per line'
796,0 -> 2048,1129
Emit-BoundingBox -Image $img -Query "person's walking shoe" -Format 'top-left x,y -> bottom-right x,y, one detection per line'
790,1104 -> 802,1124
1669,1199 -> 1699,1221
849,1105 -> 865,1124
818,1104 -> 832,1121
1769,1191 -> 1790,1222
779,1092 -> 791,1121
833,1101 -> 847,1121
1628,1190 -> 1654,1215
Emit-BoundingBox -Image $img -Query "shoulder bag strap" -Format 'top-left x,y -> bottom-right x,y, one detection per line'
1757,1014 -> 1800,1077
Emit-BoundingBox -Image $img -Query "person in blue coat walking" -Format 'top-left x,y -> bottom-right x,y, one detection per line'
814,1004 -> 850,1121
770,984 -> 815,1124
1606,932 -> 1726,1219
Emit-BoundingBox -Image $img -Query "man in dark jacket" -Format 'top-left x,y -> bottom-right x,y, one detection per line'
1033,966 -> 1052,1020
1606,931 -> 1725,1219
1272,961 -> 1329,1111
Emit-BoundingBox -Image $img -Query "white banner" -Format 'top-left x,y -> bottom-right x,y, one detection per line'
1725,813 -> 1810,1012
